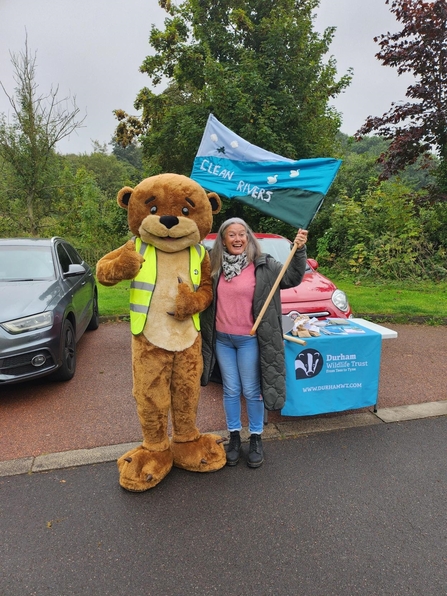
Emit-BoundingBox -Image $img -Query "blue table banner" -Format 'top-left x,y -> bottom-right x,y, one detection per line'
282,323 -> 382,417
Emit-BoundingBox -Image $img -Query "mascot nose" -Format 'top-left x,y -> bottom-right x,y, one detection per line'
159,215 -> 179,229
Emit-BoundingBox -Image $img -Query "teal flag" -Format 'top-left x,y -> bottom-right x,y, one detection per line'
191,114 -> 341,229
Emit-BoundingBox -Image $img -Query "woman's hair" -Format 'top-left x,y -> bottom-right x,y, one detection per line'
209,217 -> 262,277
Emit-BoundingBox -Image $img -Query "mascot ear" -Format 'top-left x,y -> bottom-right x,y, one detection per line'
117,186 -> 134,210
207,192 -> 221,215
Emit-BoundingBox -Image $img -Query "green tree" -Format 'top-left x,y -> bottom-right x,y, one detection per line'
67,151 -> 142,198
64,150 -> 144,243
45,164 -> 130,255
111,140 -> 144,173
0,38 -> 85,235
114,0 -> 351,176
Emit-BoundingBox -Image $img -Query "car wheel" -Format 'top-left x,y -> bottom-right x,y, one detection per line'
52,319 -> 76,381
87,289 -> 100,331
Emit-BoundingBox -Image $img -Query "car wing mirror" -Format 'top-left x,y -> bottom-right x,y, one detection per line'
64,263 -> 86,277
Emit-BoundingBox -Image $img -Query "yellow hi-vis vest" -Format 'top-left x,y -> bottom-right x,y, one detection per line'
129,238 -> 206,335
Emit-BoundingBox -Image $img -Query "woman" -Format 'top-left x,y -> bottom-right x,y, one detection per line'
201,218 -> 308,468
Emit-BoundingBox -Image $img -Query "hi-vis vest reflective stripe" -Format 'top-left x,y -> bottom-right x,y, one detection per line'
129,238 -> 206,335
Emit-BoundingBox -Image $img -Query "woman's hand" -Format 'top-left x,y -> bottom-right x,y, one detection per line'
293,229 -> 308,249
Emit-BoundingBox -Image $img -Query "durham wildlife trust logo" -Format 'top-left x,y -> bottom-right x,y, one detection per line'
295,349 -> 323,379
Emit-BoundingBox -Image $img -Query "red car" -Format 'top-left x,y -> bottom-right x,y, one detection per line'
203,233 -> 352,320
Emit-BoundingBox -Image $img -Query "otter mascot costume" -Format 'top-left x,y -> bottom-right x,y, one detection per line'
96,173 -> 226,491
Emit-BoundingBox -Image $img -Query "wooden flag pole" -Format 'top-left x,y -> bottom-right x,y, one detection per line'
283,334 -> 306,346
249,242 -> 299,335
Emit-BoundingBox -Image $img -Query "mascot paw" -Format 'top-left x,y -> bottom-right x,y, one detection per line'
171,434 -> 226,472
117,446 -> 174,492
174,280 -> 195,320
117,241 -> 145,280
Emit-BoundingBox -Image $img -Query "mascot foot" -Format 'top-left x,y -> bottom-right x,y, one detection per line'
117,446 -> 174,492
171,433 -> 226,472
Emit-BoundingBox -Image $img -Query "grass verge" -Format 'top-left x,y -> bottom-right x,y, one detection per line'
96,277 -> 447,325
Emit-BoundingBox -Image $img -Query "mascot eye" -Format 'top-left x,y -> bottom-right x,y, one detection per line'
150,206 -> 157,214
182,207 -> 189,215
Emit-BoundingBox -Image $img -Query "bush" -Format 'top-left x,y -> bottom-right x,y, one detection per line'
316,179 -> 447,281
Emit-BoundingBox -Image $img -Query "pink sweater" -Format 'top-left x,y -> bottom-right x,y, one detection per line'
216,263 -> 256,335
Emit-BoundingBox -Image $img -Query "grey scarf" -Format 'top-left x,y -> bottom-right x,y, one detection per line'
222,251 -> 249,281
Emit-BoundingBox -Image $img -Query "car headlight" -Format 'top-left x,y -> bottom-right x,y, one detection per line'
1,311 -> 54,334
332,289 -> 350,313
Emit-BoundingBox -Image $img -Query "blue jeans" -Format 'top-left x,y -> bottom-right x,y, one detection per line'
215,331 -> 264,435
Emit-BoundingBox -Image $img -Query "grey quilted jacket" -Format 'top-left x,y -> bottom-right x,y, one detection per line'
200,246 -> 307,410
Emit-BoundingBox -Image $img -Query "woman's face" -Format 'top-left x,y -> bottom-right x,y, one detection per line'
223,223 -> 248,255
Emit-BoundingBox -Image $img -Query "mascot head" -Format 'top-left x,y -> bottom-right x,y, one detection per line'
117,173 -> 221,253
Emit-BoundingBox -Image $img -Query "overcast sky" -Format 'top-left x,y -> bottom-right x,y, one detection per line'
0,0 -> 414,155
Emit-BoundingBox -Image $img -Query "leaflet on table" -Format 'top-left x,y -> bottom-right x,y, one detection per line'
312,318 -> 366,335
283,315 -> 367,337
325,318 -> 351,326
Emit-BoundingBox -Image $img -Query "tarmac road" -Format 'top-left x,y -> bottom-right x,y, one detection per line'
1,417 -> 447,596
0,320 -> 446,464
1,321 -> 447,595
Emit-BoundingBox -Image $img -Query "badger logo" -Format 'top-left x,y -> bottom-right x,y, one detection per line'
295,349 -> 323,379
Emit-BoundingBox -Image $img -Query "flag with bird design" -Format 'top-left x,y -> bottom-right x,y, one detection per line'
191,114 -> 341,228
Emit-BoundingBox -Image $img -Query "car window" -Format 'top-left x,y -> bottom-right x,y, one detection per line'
62,242 -> 83,265
56,243 -> 72,274
258,238 -> 312,272
0,246 -> 55,281
257,238 -> 291,263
